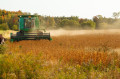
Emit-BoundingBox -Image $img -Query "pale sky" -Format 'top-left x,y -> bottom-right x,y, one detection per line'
0,0 -> 120,19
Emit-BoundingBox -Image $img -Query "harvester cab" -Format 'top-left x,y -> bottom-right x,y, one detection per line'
10,15 -> 52,42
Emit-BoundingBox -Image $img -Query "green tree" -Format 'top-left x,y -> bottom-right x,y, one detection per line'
0,16 -> 2,24
59,19 -> 79,29
11,25 -> 18,30
113,12 -> 120,19
81,20 -> 96,29
0,23 -> 9,30
60,19 -> 69,27
49,17 -> 55,27
68,20 -> 79,27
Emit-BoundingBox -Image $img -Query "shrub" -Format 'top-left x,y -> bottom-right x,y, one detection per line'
0,23 -> 9,30
60,19 -> 79,27
11,25 -> 18,30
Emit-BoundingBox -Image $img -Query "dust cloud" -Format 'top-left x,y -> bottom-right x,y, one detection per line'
47,29 -> 120,36
2,29 -> 120,38
0,30 -> 17,38
98,20 -> 120,29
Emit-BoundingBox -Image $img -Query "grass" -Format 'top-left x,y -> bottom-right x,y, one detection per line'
0,34 -> 120,79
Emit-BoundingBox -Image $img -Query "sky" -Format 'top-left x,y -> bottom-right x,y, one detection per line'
0,0 -> 120,19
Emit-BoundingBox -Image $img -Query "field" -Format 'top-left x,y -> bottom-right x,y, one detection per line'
0,30 -> 120,79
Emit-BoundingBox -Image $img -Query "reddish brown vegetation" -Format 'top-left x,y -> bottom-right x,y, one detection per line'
8,34 -> 120,66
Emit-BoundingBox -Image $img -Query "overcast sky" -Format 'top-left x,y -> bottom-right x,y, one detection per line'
0,0 -> 120,19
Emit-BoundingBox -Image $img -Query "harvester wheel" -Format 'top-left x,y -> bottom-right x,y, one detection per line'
20,30 -> 24,36
16,32 -> 23,41
17,31 -> 24,36
17,32 -> 21,36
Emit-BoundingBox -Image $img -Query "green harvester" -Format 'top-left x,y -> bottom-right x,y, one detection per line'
10,15 -> 52,42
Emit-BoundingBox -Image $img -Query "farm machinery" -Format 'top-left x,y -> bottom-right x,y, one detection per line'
10,15 -> 52,42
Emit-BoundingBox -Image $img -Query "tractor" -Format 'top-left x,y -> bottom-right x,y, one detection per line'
10,15 -> 52,42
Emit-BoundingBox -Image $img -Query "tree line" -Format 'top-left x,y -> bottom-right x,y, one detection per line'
0,9 -> 120,30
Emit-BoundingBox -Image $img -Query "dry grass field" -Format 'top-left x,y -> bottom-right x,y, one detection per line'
0,32 -> 120,79
8,34 -> 120,53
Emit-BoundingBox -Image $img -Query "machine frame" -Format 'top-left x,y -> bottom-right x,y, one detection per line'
10,15 -> 52,42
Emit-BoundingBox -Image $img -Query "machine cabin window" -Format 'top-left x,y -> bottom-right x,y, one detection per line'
24,19 -> 35,28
